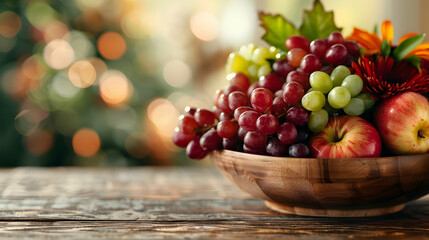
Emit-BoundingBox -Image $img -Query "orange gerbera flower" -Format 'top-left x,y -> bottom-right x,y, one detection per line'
347,20 -> 429,61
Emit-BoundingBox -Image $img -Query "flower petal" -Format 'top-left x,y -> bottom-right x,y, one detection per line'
346,28 -> 382,53
381,20 -> 393,45
398,32 -> 418,45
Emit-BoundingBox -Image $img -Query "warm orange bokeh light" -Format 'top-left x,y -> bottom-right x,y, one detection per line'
97,31 -> 127,60
25,130 -> 54,156
72,128 -> 101,157
0,11 -> 21,38
99,71 -> 132,106
68,60 -> 96,88
43,20 -> 69,42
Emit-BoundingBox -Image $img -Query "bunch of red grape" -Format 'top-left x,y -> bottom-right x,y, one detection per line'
173,32 -> 363,160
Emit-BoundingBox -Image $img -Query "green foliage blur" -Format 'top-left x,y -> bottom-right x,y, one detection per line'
0,0 -> 191,166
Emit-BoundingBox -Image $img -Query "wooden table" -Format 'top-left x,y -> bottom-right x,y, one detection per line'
0,167 -> 428,239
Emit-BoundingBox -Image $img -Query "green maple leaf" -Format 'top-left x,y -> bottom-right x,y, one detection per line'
259,11 -> 299,52
299,0 -> 342,41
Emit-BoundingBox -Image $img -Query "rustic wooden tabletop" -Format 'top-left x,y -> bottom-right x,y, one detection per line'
0,167 -> 428,239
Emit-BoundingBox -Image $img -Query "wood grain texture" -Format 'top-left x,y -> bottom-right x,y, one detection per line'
0,167 -> 427,239
211,150 -> 429,216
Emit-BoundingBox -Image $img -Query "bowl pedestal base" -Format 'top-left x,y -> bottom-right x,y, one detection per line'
265,201 -> 405,217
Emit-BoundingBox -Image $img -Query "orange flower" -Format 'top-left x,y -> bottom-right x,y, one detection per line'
347,20 -> 429,61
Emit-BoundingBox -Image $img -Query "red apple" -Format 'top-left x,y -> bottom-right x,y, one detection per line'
374,91 -> 429,155
309,116 -> 382,158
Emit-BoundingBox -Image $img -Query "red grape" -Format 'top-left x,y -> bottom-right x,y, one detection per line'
277,122 -> 297,145
272,96 -> 289,116
238,127 -> 248,141
244,131 -> 267,150
227,72 -> 250,91
295,126 -> 311,143
223,135 -> 241,150
310,39 -> 328,59
259,73 -> 283,93
228,91 -> 249,111
234,106 -> 253,121
286,35 -> 310,51
219,112 -> 232,121
286,107 -> 309,126
194,109 -> 216,126
178,115 -> 197,135
266,138 -> 288,156
250,88 -> 273,113
217,93 -> 232,113
224,85 -> 244,95
238,110 -> 260,131
286,70 -> 309,90
300,54 -> 322,73
288,143 -> 310,157
256,114 -> 279,135
184,106 -> 197,116
328,32 -> 344,46
200,129 -> 222,151
217,120 -> 239,138
273,59 -> 294,78
283,82 -> 304,106
287,48 -> 307,67
172,130 -> 194,148
186,137 -> 207,159
343,40 -> 360,57
325,44 -> 348,66
247,82 -> 260,96
214,90 -> 223,108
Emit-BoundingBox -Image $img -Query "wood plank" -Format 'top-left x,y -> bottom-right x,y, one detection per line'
0,167 -> 427,239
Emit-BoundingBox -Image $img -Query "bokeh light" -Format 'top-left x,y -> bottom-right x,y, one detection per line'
162,60 -> 192,87
0,11 -> 21,38
43,20 -> 69,42
43,39 -> 75,70
68,60 -> 96,88
52,71 -> 81,99
25,130 -> 54,156
147,98 -> 180,138
99,70 -> 133,106
64,31 -> 95,60
72,128 -> 101,157
121,10 -> 146,39
25,2 -> 57,29
89,57 -> 107,83
15,109 -> 49,136
97,31 -> 127,60
190,11 -> 218,41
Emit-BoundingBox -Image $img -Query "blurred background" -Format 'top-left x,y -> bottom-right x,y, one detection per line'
1,0 -> 428,167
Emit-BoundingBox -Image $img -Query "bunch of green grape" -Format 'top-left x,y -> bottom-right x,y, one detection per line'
301,65 -> 375,132
226,43 -> 281,82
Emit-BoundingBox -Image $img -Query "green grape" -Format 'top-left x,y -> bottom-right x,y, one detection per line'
302,91 -> 326,111
343,98 -> 365,116
248,64 -> 259,78
309,71 -> 333,93
331,65 -> 351,87
239,43 -> 256,61
308,109 -> 329,132
226,53 -> 249,74
328,86 -> 351,109
307,88 -> 315,93
269,46 -> 279,58
355,92 -> 376,110
257,63 -> 271,77
341,75 -> 363,97
252,47 -> 270,65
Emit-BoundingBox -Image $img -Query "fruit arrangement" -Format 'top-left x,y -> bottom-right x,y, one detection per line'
173,0 -> 429,160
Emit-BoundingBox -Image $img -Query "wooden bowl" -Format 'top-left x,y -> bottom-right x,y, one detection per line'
210,150 -> 429,217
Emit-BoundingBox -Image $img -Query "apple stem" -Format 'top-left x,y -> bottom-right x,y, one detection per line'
418,129 -> 425,139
